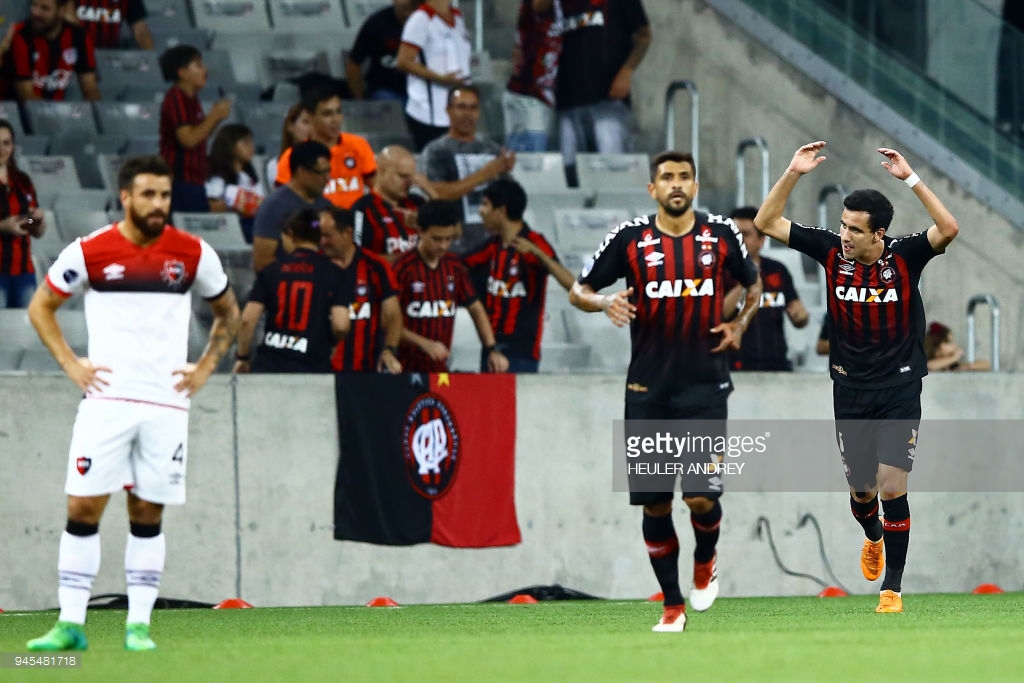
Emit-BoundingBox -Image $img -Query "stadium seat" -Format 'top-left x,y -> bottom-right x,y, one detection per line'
0,309 -> 43,352
55,209 -> 111,242
0,349 -> 24,371
21,156 -> 82,209
54,190 -> 111,213
118,83 -> 167,104
193,0 -> 272,33
144,0 -> 195,28
262,50 -> 331,87
203,48 -> 240,86
17,136 -> 49,156
49,134 -> 123,190
150,27 -> 215,51
241,101 -> 293,150
521,192 -> 588,234
97,154 -> 125,207
552,208 -> 633,252
94,101 -> 160,138
590,190 -> 653,214
172,212 -> 248,254
22,101 -> 98,136
32,210 -> 66,259
95,49 -> 162,89
342,99 -> 406,135
575,153 -> 651,199
267,0 -> 346,32
343,0 -> 391,28
512,153 -> 569,194
122,136 -> 160,156
0,101 -> 26,136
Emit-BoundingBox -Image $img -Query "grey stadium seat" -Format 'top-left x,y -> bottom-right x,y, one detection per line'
144,0 -> 195,28
94,101 -> 161,137
342,99 -> 407,135
23,101 -> 98,136
343,0 -> 391,28
267,0 -> 346,32
553,208 -> 634,252
193,0 -> 271,33
20,156 -> 82,209
57,210 -> 112,242
0,101 -> 25,135
575,153 -> 651,199
512,153 -> 570,194
172,212 -> 247,254
95,49 -> 162,88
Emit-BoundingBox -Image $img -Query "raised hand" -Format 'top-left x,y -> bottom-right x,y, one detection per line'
877,147 -> 913,181
787,141 -> 828,175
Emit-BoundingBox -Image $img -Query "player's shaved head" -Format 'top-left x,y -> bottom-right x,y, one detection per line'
377,145 -> 414,172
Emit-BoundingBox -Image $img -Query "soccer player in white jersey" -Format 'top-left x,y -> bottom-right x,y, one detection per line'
25,155 -> 241,652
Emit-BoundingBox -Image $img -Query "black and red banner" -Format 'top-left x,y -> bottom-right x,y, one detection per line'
334,373 -> 521,547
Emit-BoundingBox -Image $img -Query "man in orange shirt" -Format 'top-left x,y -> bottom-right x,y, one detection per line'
275,86 -> 377,209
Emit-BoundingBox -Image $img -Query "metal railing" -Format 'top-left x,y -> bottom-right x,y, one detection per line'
816,183 -> 849,230
735,137 -> 770,208
664,80 -> 699,174
966,294 -> 1000,371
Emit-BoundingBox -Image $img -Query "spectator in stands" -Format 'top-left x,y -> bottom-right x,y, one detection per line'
274,86 -> 376,209
422,85 -> 516,253
816,315 -> 829,356
234,208 -> 351,374
504,0 -> 563,152
158,44 -> 232,214
0,118 -> 46,308
393,199 -> 508,373
465,178 -> 574,373
722,206 -> 809,371
64,0 -> 154,50
923,321 -> 990,372
252,140 -> 334,273
556,0 -> 651,185
396,0 -> 472,151
345,0 -> 416,102
265,102 -> 313,188
6,0 -> 101,101
318,206 -> 404,373
206,123 -> 264,244
352,145 -> 432,261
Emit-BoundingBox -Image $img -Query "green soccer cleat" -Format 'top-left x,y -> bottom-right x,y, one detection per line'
125,623 -> 157,652
27,621 -> 88,652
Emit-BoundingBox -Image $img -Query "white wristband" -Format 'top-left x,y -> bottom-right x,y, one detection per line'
903,172 -> 921,188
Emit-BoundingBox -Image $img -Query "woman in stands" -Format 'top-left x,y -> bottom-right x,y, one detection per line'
924,321 -> 990,372
0,119 -> 45,308
265,103 -> 313,190
206,123 -> 264,244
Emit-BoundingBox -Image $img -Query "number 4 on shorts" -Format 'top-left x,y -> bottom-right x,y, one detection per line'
172,444 -> 184,463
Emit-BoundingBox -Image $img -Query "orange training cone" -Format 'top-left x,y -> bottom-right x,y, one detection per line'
366,596 -> 400,607
508,594 -> 538,604
647,592 -> 664,602
818,586 -> 848,598
972,583 -> 1005,594
213,598 -> 254,609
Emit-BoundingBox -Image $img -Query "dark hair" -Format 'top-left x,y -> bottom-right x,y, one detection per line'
280,102 -> 308,155
482,178 -> 527,221
446,85 -> 481,107
730,206 -> 758,221
209,123 -> 257,186
285,208 -> 323,244
923,322 -> 951,360
844,189 -> 893,232
417,200 -> 460,231
0,119 -> 20,174
650,151 -> 697,181
288,140 -> 331,174
117,155 -> 172,191
159,44 -> 202,82
322,206 -> 355,231
300,85 -> 342,116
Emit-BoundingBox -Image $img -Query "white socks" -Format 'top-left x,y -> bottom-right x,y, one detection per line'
125,533 -> 166,625
57,531 -> 101,625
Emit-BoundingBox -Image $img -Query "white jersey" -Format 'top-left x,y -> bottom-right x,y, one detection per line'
401,4 -> 472,127
46,223 -> 229,410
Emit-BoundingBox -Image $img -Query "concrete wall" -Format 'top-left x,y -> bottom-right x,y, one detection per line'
1,372 -> 1021,611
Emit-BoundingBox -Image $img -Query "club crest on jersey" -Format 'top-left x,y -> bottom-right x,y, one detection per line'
403,393 -> 460,500
161,260 -> 187,289
509,262 -> 518,277
644,251 -> 664,267
411,281 -> 425,293
646,278 -> 714,298
62,47 -> 78,65
446,277 -> 455,292
880,266 -> 895,283
834,286 -> 898,303
356,284 -> 368,297
345,156 -> 356,169
699,250 -> 716,269
76,457 -> 91,475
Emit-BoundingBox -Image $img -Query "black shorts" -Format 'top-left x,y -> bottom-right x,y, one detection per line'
625,397 -> 727,506
832,379 -> 922,490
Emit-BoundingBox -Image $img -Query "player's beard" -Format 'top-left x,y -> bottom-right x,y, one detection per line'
660,193 -> 692,217
131,207 -> 167,239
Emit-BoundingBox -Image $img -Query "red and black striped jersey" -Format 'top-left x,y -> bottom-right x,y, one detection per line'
331,247 -> 399,372
725,256 -> 801,371
351,190 -> 423,256
579,212 -> 758,403
159,85 -> 207,185
247,248 -> 353,373
8,21 -> 96,100
506,0 -> 561,106
789,222 -> 938,388
463,225 -> 558,361
393,249 -> 477,372
74,0 -> 147,48
0,168 -> 39,277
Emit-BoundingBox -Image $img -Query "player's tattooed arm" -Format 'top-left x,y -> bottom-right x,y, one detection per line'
27,285 -> 111,393
175,288 -> 241,396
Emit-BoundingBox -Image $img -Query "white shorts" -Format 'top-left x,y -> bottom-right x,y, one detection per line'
65,399 -> 190,505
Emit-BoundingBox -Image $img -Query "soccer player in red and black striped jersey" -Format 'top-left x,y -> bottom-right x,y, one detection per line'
465,178 -> 575,372
65,0 -> 153,49
0,119 -> 47,307
570,151 -> 762,632
393,200 -> 508,373
234,208 -> 352,374
7,0 -> 100,101
319,206 -> 404,373
722,206 -> 810,371
755,141 -> 960,615
351,145 -> 425,261
158,45 -> 232,215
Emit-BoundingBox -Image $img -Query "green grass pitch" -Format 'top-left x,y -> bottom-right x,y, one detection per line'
2,593 -> 1021,682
